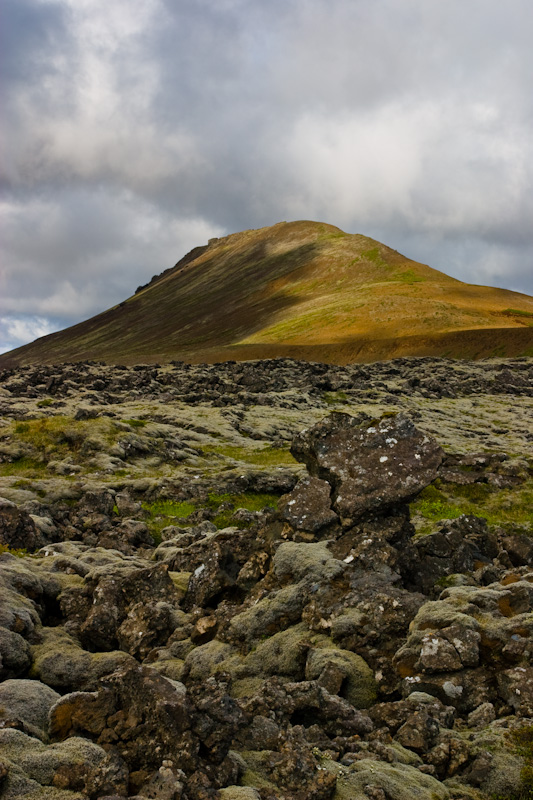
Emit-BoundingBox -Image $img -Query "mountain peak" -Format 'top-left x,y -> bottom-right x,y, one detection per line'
1,221 -> 533,366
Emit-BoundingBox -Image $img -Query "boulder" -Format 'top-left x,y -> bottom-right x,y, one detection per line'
0,500 -> 45,552
0,679 -> 60,741
0,626 -> 32,679
278,476 -> 338,533
291,413 -> 443,524
0,728 -> 126,799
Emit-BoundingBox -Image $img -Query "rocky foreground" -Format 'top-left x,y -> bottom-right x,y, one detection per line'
0,357 -> 532,799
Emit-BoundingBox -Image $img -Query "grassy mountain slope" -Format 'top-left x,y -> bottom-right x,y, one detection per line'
2,220 -> 533,366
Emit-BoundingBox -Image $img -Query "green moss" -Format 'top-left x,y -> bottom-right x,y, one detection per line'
121,418 -> 147,428
503,308 -> 533,318
395,269 -> 424,284
206,491 -> 279,528
204,444 -> 297,466
0,543 -> 29,557
0,457 -> 49,478
508,726 -> 533,800
411,480 -> 533,531
142,499 -> 197,539
323,390 -> 348,405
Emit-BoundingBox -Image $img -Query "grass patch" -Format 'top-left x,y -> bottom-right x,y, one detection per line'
396,269 -> 424,284
141,499 -> 197,542
503,308 -> 533,318
0,457 -> 49,478
207,491 -> 279,528
361,247 -> 386,265
5,415 -> 123,469
204,444 -> 297,467
411,480 -> 533,532
141,492 -> 279,538
323,391 -> 348,405
12,416 -> 111,452
0,543 -> 29,557
144,499 -> 197,518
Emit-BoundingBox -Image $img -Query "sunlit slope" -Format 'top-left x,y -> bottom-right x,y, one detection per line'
2,220 -> 533,366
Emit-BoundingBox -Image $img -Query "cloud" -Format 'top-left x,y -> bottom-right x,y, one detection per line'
1,0 -> 533,351
0,316 -> 60,355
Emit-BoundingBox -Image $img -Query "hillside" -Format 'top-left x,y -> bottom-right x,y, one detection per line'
2,220 -> 533,366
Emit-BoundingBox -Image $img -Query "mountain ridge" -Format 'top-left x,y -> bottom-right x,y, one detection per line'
2,220 -> 533,366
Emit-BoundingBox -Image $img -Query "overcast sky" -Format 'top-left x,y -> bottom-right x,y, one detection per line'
2,0 -> 532,354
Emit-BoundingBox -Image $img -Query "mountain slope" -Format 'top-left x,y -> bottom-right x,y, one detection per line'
2,220 -> 533,366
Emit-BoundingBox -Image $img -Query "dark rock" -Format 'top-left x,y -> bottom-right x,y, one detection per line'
291,413 -> 443,524
0,501 -> 45,552
278,476 -> 338,533
500,531 -> 533,567
413,515 -> 499,594
65,563 -> 183,653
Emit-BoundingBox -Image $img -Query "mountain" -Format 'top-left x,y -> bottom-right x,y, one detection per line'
2,220 -> 533,366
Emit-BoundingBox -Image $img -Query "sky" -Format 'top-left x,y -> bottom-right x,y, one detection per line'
2,0 -> 533,354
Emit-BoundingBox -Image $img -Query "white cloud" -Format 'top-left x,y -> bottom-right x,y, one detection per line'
1,0 -> 533,352
0,315 -> 60,354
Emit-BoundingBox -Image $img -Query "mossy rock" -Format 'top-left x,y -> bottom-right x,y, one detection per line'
183,639 -> 237,682
330,758 -> 450,800
230,676 -> 268,699
305,645 -> 377,708
237,750 -> 281,792
0,679 -> 60,742
146,657 -> 186,682
219,787 -> 261,799
168,571 -> 191,593
0,727 -> 107,799
227,582 -> 306,648
30,627 -> 134,691
272,541 -> 345,584
244,623 -> 315,679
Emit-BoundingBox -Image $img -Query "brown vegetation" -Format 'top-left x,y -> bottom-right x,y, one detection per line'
2,220 -> 532,366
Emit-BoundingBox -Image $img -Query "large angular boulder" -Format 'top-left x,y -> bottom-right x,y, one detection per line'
291,413 -> 443,524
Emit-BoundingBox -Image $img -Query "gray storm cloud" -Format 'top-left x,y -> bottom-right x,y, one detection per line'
1,0 -> 532,352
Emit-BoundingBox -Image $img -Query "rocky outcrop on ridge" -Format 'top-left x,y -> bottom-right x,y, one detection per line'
1,397 -> 533,799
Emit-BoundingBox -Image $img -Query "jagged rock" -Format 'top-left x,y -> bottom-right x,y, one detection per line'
278,476 -> 338,533
291,413 -> 443,524
49,663 -> 196,772
497,666 -> 533,716
413,515 -> 499,594
97,519 -> 154,553
67,562 -> 184,652
49,662 -> 245,793
0,500 -> 45,552
501,531 -> 533,567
